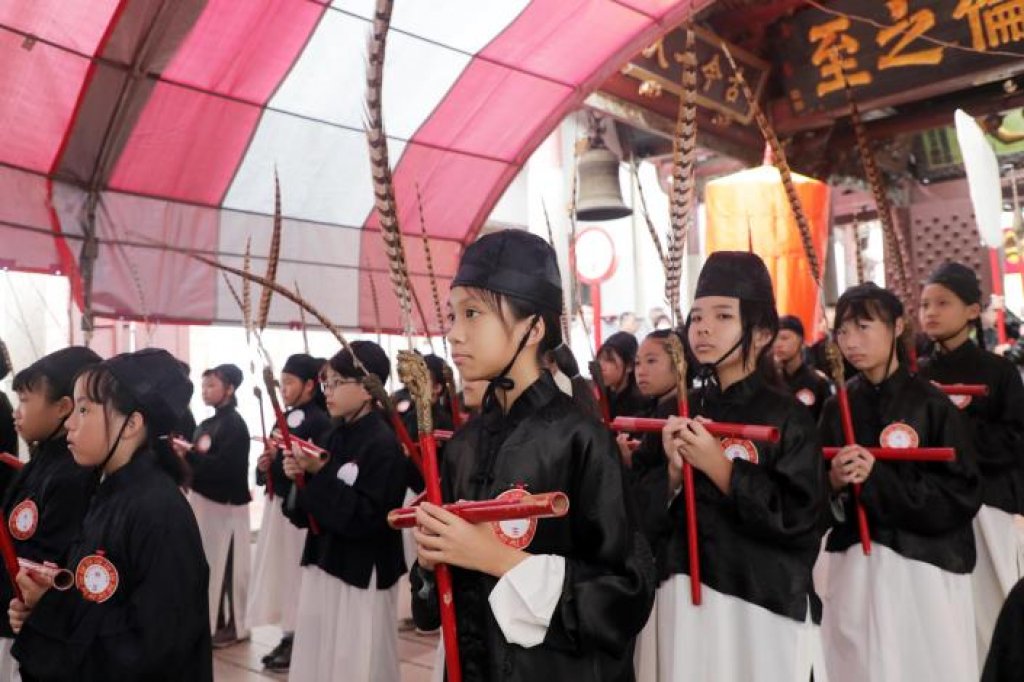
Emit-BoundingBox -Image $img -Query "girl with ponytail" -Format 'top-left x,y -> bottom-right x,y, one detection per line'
917,262 -> 1024,663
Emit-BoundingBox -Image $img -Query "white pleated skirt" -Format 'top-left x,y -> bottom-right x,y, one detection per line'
633,594 -> 658,682
656,574 -> 819,682
246,495 -> 307,631
0,637 -> 20,682
972,505 -> 1024,663
288,566 -> 400,682
188,491 -> 251,636
821,543 -> 977,682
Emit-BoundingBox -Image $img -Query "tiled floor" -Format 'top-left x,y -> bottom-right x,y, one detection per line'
213,574 -> 438,682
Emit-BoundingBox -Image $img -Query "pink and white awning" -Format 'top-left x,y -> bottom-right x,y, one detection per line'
0,0 -> 704,333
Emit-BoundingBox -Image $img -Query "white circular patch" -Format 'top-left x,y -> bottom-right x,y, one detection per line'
9,499 -> 38,541
287,410 -> 305,429
75,554 -> 119,603
491,488 -> 538,550
880,422 -> 920,449
947,394 -> 972,410
337,462 -> 359,486
195,434 -> 212,454
720,438 -> 759,464
397,400 -> 412,414
796,388 -> 816,406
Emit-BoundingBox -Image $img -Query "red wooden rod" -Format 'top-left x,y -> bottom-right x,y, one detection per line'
676,393 -> 701,606
254,435 -> 327,459
0,453 -> 23,471
0,513 -> 22,601
389,413 -> 424,474
934,383 -> 989,397
611,417 -> 780,444
433,430 -> 453,441
419,434 -> 462,682
16,559 -> 73,591
268,402 -> 320,535
823,447 -> 955,461
836,388 -> 872,555
388,492 -> 569,529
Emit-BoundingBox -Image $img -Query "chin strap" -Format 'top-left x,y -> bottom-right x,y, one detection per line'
98,415 -> 132,473
482,315 -> 540,413
695,336 -> 744,410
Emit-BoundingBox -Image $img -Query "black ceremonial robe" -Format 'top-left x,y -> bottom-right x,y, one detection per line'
255,400 -> 331,504
0,436 -> 97,638
187,405 -> 250,506
635,373 -> 826,621
819,367 -> 981,572
411,373 -> 656,682
782,362 -> 832,424
284,410 -> 408,589
918,341 -> 1024,514
13,451 -> 212,681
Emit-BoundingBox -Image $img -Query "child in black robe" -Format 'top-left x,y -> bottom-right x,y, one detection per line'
410,229 -> 655,682
819,282 -> 981,682
916,262 -> 1024,662
10,348 -> 211,682
0,347 -> 101,680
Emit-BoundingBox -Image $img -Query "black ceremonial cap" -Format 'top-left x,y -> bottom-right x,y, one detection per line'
104,349 -> 193,435
211,363 -> 244,389
452,229 -> 563,314
282,354 -> 324,383
926,262 -> 982,306
334,340 -> 390,385
31,346 -> 103,398
694,251 -> 775,304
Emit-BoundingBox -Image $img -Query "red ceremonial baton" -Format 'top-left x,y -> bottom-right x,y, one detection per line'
934,383 -> 989,397
263,369 -> 320,535
16,559 -> 73,591
388,492 -> 569,529
253,435 -> 327,460
388,411 -> 424,473
827,344 -> 872,555
823,447 -> 955,461
665,336 -> 701,605
0,453 -> 23,471
610,417 -> 780,444
397,352 -> 462,682
0,513 -> 22,600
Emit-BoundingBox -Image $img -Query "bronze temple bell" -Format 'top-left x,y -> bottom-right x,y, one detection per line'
576,133 -> 633,222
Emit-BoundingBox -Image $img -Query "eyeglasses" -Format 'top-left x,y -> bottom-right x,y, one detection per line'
320,377 -> 361,392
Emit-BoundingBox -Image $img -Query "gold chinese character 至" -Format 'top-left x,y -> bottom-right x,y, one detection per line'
809,16 -> 872,97
642,37 -> 670,69
877,0 -> 944,68
954,0 -> 1024,51
701,53 -> 723,93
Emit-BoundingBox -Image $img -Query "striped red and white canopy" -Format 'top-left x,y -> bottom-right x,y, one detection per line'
1,0 -> 701,333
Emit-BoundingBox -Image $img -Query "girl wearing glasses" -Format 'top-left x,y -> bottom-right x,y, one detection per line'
282,341 -> 407,682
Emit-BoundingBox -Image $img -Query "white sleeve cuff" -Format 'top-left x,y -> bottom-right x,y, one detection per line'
487,554 -> 565,648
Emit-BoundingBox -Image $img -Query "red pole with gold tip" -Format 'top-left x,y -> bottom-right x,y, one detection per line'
665,335 -> 701,605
